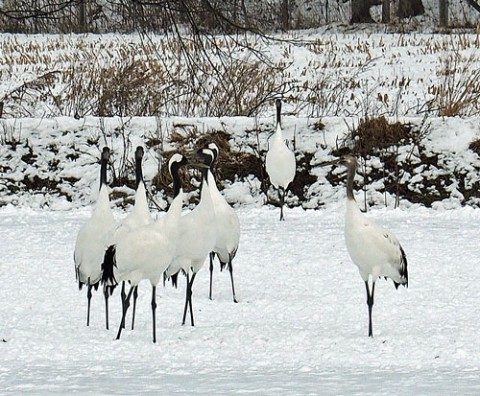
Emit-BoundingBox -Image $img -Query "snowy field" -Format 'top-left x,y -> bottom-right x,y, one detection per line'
1,204 -> 480,394
1,31 -> 479,119
1,22 -> 480,395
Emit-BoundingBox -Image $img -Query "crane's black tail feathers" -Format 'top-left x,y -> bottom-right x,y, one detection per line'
101,245 -> 118,286
394,245 -> 408,290
78,279 -> 100,291
219,260 -> 227,272
163,271 -> 179,288
170,273 -> 179,288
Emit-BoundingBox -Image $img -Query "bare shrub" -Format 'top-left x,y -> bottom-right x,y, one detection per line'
202,59 -> 291,117
0,71 -> 61,117
54,58 -> 170,117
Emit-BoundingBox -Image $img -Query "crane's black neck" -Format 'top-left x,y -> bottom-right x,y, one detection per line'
100,148 -> 109,191
171,163 -> 183,198
135,147 -> 144,189
276,99 -> 282,127
135,156 -> 143,189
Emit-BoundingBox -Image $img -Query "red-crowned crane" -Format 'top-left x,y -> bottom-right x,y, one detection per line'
265,99 -> 296,221
112,146 -> 152,330
206,143 -> 240,303
323,154 -> 408,337
74,147 -> 117,329
164,148 -> 216,326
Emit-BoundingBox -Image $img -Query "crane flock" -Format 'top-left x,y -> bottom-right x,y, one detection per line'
74,102 -> 409,341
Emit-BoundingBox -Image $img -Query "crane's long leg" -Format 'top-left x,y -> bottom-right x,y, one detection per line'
151,285 -> 157,343
279,187 -> 285,221
86,283 -> 93,327
131,286 -> 138,330
116,287 -> 134,340
365,281 -> 376,337
120,282 -> 126,329
209,252 -> 215,300
182,273 -> 197,326
228,259 -> 238,303
188,273 -> 197,326
103,285 -> 110,330
182,273 -> 191,326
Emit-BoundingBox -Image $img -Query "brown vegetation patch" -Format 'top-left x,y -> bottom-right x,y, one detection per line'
195,130 -> 231,155
221,151 -> 261,182
351,116 -> 414,157
312,120 -> 326,131
22,175 -> 58,191
110,174 -> 134,190
110,189 -> 131,205
468,138 -> 480,156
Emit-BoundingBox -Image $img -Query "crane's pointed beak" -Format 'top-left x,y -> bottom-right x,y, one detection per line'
318,158 -> 340,167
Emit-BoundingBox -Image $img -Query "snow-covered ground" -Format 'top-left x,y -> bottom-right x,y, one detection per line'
1,25 -> 480,394
1,204 -> 480,394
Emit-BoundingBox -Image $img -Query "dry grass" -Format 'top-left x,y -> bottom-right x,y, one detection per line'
429,49 -> 480,117
1,34 -> 480,119
0,34 -> 291,118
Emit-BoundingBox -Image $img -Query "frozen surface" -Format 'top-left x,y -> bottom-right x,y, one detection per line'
1,205 -> 480,394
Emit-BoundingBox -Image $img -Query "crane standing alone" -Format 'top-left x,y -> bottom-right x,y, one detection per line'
265,99 -> 296,221
324,154 -> 408,337
74,147 -> 117,329
206,143 -> 240,303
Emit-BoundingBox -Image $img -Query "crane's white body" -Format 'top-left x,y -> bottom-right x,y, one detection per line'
165,179 -> 216,279
345,199 -> 408,285
208,170 -> 240,264
111,189 -> 182,287
74,185 -> 116,286
74,147 -> 116,329
265,124 -> 296,190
